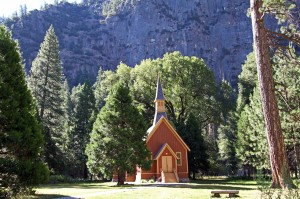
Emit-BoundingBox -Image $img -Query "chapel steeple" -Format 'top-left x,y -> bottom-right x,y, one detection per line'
153,76 -> 167,125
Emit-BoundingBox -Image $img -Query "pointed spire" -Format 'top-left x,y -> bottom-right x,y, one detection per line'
147,76 -> 168,132
155,75 -> 165,101
153,75 -> 167,125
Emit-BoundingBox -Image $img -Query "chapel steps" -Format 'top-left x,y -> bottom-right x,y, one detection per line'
164,172 -> 178,183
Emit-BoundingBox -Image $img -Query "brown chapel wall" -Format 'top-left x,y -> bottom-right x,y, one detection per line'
147,121 -> 188,174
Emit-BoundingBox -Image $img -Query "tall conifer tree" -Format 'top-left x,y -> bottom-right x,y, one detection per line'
250,0 -> 299,187
86,82 -> 151,185
273,51 -> 300,178
0,25 -> 48,197
70,81 -> 95,178
28,25 -> 67,174
237,87 -> 269,172
182,114 -> 209,179
216,80 -> 238,175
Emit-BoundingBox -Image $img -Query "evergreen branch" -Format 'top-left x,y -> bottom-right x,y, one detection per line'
266,29 -> 300,47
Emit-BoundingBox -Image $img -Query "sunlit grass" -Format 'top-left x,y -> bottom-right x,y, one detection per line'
24,178 -> 264,199
24,182 -> 118,199
86,183 -> 261,199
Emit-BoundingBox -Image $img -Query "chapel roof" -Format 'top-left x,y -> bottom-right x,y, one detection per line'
155,76 -> 165,101
153,143 -> 178,160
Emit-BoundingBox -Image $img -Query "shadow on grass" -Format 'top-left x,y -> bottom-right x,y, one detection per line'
191,179 -> 258,189
38,183 -> 112,190
26,194 -> 70,199
153,183 -> 255,190
191,179 -> 257,186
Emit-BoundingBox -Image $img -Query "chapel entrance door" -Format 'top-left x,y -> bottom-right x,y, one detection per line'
162,156 -> 172,173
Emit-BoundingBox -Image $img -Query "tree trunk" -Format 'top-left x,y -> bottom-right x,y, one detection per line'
250,0 -> 294,188
294,143 -> 300,179
192,171 -> 195,180
84,163 -> 88,179
117,171 -> 126,186
243,165 -> 247,177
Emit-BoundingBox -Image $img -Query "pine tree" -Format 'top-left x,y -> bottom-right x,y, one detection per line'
70,81 -> 95,178
28,25 -> 67,174
214,80 -> 238,176
236,52 -> 257,114
61,79 -> 74,174
94,67 -> 104,111
237,87 -> 269,174
250,0 -> 294,187
0,25 -> 48,197
237,48 -> 300,178
182,114 -> 209,179
273,50 -> 300,178
93,63 -> 132,113
217,111 -> 238,176
86,82 -> 151,185
62,79 -> 72,141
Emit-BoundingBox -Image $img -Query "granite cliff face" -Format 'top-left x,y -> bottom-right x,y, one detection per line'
6,0 -> 253,86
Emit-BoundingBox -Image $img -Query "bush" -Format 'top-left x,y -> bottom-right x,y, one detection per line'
48,175 -> 94,184
140,179 -> 155,183
256,172 -> 300,199
48,175 -> 74,184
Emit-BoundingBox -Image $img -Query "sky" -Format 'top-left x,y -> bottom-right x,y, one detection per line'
0,0 -> 78,18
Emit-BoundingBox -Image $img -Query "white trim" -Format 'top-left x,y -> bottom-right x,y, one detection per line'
176,152 -> 182,166
185,150 -> 189,173
157,158 -> 159,174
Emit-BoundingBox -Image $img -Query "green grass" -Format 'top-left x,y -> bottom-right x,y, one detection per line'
24,182 -> 118,199
24,178 -> 262,199
87,183 -> 260,199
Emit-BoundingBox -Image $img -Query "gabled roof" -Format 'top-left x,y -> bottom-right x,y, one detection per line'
147,117 -> 191,151
147,113 -> 167,133
154,112 -> 167,125
153,143 -> 178,160
155,76 -> 165,101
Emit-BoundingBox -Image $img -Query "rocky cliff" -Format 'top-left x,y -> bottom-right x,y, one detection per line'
5,0 -> 253,87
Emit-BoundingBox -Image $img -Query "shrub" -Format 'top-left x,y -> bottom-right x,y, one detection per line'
48,175 -> 74,184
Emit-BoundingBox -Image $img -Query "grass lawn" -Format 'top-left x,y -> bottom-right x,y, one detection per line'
23,178 -> 264,199
24,182 -> 118,199
86,181 -> 260,199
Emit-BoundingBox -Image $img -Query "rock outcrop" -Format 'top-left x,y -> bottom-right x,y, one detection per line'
6,0 -> 253,87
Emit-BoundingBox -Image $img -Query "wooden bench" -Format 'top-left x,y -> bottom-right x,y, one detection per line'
211,190 -> 239,197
